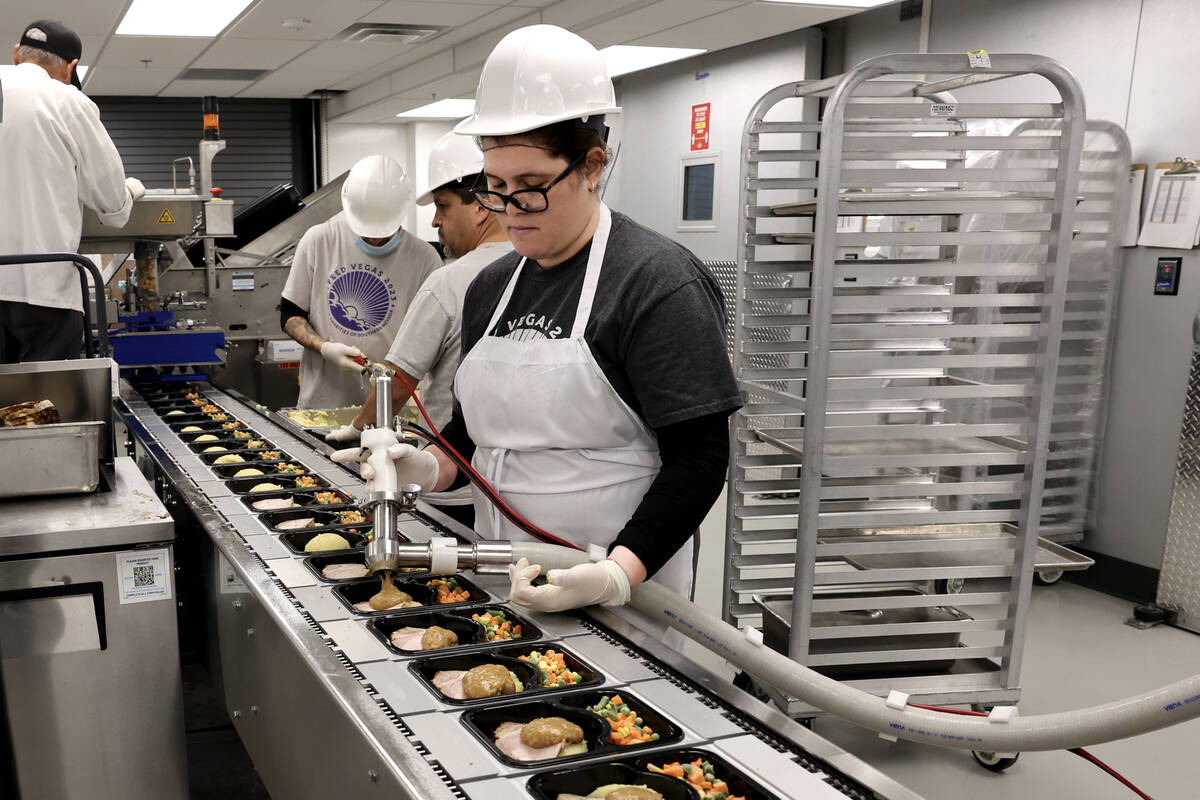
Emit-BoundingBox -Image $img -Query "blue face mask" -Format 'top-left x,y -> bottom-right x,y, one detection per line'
355,231 -> 403,256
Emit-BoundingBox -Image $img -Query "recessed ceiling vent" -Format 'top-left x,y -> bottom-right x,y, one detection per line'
336,23 -> 447,45
178,68 -> 269,81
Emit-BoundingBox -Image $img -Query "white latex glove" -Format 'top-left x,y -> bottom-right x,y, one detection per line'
330,442 -> 438,494
507,557 -> 631,612
320,341 -> 365,371
325,424 -> 360,443
125,177 -> 145,202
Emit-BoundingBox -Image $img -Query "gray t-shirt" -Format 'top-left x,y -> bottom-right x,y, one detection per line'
282,212 -> 442,409
461,210 -> 740,429
386,240 -> 513,429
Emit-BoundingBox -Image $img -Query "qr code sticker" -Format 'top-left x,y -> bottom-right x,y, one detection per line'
133,564 -> 155,587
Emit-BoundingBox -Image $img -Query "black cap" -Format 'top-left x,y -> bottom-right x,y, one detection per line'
20,20 -> 83,89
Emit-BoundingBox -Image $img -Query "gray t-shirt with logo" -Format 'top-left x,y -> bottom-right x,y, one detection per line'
282,211 -> 442,408
461,210 -> 740,429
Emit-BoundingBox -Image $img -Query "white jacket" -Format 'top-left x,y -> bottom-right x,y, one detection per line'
0,62 -> 132,311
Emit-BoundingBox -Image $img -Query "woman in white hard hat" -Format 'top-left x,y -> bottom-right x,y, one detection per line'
340,26 -> 740,623
281,154 -> 442,409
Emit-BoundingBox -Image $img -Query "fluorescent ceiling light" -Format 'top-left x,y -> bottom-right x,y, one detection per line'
396,98 -> 475,119
116,0 -> 254,37
761,0 -> 894,6
77,65 -> 88,79
599,45 -> 705,78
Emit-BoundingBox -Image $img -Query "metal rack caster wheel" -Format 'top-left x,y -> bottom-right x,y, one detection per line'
1034,569 -> 1063,585
972,751 -> 1019,772
935,577 -> 965,595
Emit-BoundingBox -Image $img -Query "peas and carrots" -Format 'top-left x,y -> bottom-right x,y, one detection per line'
587,694 -> 659,746
648,758 -> 744,800
428,577 -> 471,604
519,649 -> 581,687
472,611 -> 523,641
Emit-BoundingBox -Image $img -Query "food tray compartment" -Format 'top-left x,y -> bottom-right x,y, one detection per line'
332,574 -> 486,616
461,686 -> 678,767
169,419 -> 248,434
0,421 -> 103,498
160,411 -> 210,423
259,507 -> 371,532
226,474 -> 330,495
278,530 -> 368,554
367,607 -> 540,655
306,551 -> 425,583
412,642 -> 601,708
242,489 -> 354,513
527,763 -> 693,800
201,448 -> 289,467
187,438 -> 276,454
630,748 -> 779,800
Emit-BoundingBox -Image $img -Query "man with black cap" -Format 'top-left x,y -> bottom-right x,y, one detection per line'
0,20 -> 145,362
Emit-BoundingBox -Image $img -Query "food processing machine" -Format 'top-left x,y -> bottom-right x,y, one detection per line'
116,377 -> 923,800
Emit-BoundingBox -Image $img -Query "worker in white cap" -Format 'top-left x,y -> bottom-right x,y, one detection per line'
326,132 -> 513,527
334,26 -> 740,632
281,154 -> 442,409
0,19 -> 144,362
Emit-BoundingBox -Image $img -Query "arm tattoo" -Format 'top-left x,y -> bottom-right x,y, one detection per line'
284,315 -> 324,352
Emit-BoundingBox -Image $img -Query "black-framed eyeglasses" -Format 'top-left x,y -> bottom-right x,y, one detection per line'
471,152 -> 585,214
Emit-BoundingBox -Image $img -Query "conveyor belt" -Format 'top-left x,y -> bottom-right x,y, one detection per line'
118,380 -> 922,800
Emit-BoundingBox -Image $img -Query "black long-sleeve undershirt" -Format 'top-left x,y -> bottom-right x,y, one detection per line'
280,296 -> 308,331
438,407 -> 731,577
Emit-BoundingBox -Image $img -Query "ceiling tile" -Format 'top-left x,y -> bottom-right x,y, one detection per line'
228,0 -> 385,41
190,37 -> 314,70
2,0 -> 129,36
161,79 -> 255,97
236,69 -> 359,97
286,39 -> 422,72
363,1 -> 502,27
97,36 -> 212,68
84,66 -> 179,96
579,0 -> 734,48
450,9 -> 540,69
540,0 -> 654,31
630,3 -> 843,49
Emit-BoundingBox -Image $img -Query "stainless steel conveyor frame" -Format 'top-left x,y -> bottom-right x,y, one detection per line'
725,54 -> 1101,716
118,381 -> 923,800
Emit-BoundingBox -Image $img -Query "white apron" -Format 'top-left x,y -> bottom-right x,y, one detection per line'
454,204 -> 695,636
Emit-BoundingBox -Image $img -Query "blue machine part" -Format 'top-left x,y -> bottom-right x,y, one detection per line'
111,327 -> 226,368
116,310 -> 177,327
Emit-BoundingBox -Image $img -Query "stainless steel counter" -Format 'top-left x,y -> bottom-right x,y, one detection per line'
119,381 -> 924,800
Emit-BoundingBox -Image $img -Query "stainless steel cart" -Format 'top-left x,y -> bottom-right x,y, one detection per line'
724,54 -> 1095,716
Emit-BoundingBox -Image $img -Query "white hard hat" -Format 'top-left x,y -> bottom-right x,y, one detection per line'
341,154 -> 412,238
455,24 -> 621,137
415,132 -> 485,206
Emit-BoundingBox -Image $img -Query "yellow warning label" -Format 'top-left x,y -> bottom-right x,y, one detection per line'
157,209 -> 175,224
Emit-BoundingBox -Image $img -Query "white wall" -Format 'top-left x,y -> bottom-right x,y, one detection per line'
606,27 -> 823,261
323,119 -> 456,243
836,0 -> 1200,570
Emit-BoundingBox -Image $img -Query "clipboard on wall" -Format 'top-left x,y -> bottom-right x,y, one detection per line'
1137,158 -> 1200,249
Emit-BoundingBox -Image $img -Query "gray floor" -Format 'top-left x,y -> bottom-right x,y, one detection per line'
686,494 -> 1200,799
814,580 -> 1200,799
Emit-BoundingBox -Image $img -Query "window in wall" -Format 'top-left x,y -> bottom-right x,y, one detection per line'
678,154 -> 720,231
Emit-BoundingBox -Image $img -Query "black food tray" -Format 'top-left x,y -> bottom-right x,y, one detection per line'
332,574 -> 486,617
527,763 -> 693,800
278,530 -> 369,554
226,474 -> 331,495
367,606 -> 539,656
412,642 -> 601,708
305,551 -> 424,583
242,489 -> 355,513
460,687 -> 679,768
260,507 -> 371,532
169,419 -> 249,434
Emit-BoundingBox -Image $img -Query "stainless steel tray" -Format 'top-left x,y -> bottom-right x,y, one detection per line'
0,421 -> 104,498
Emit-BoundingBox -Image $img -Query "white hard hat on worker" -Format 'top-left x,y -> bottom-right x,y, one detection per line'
415,132 -> 484,206
341,154 -> 413,240
455,24 -> 621,137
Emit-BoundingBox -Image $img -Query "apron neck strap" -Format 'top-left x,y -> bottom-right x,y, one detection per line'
483,204 -> 614,339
